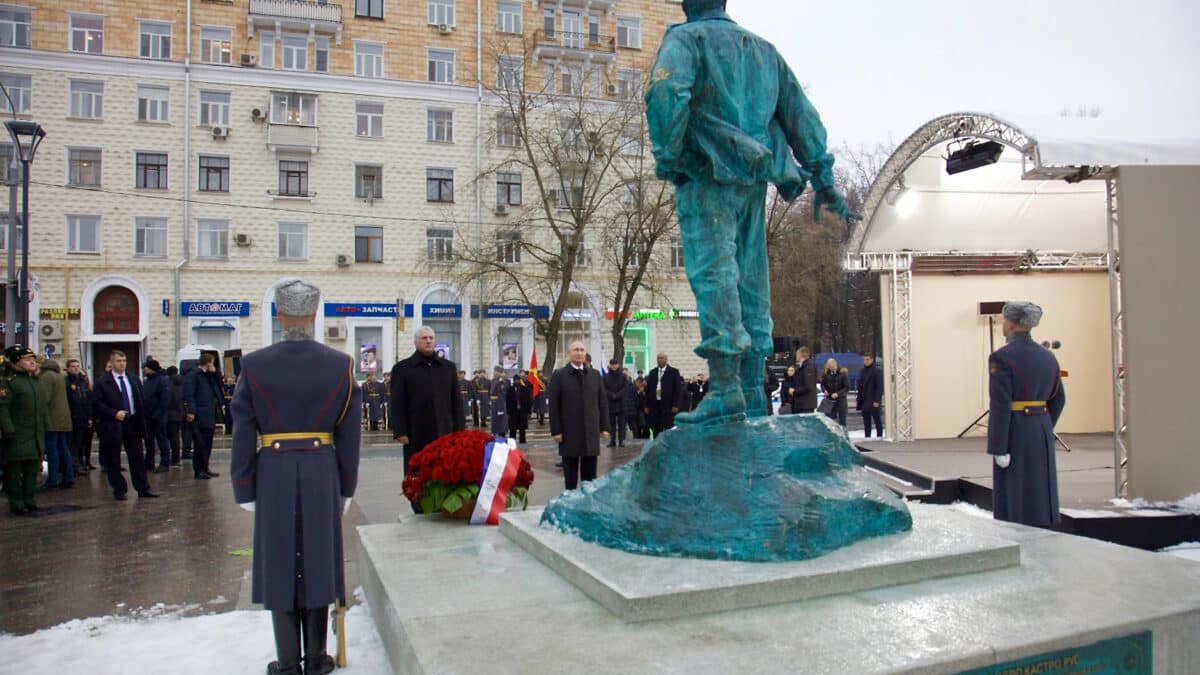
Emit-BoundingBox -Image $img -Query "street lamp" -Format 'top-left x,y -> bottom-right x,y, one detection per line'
5,120 -> 46,345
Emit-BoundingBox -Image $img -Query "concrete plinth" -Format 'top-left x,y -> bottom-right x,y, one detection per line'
357,504 -> 1200,674
500,507 -> 1018,622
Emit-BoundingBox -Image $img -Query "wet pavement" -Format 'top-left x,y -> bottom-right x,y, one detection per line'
0,423 -> 644,636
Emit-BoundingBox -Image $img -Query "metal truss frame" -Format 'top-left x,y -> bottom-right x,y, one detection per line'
845,250 -> 1108,272
885,253 -> 914,442
1106,178 -> 1129,498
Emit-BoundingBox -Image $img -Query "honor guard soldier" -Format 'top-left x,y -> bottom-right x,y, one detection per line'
473,370 -> 491,428
0,345 -> 48,515
489,365 -> 509,437
230,279 -> 362,675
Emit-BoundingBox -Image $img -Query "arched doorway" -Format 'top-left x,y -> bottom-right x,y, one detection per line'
91,285 -> 141,376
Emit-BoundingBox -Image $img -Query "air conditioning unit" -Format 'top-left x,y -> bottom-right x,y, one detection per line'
250,107 -> 265,122
335,253 -> 352,267
234,232 -> 252,247
211,126 -> 229,138
494,203 -> 508,215
606,84 -> 618,96
240,53 -> 257,67
326,325 -> 344,340
438,23 -> 452,34
39,321 -> 63,341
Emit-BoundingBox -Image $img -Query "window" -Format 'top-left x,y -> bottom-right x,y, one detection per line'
197,219 -> 228,259
259,31 -> 275,69
588,65 -> 603,98
355,0 -> 383,19
497,2 -> 521,33
616,16 -> 641,48
315,37 -> 329,73
282,35 -> 307,71
355,225 -> 383,263
356,101 -> 383,137
496,230 -> 521,264
623,234 -> 640,269
0,213 -> 22,250
619,181 -> 638,209
199,90 -> 230,126
198,155 -> 229,192
139,21 -> 171,59
620,124 -> 643,156
426,226 -> 453,263
66,215 -> 101,253
617,69 -> 642,101
428,0 -> 454,27
587,13 -> 601,45
137,85 -> 169,122
498,55 -> 522,90
556,176 -> 583,209
135,152 -> 168,189
277,222 -> 307,260
542,9 -> 555,38
573,233 -> 588,266
0,144 -> 10,184
427,49 -> 454,83
271,92 -> 316,125
68,148 -> 101,187
426,168 -> 453,202
70,15 -> 103,54
355,42 -> 383,78
496,171 -> 521,206
427,109 -> 453,142
200,27 -> 232,64
670,236 -> 685,268
558,117 -> 585,154
69,80 -> 103,118
496,113 -> 518,147
278,160 -> 309,196
0,73 -> 30,114
0,6 -> 31,48
355,164 -> 382,199
134,217 -> 167,257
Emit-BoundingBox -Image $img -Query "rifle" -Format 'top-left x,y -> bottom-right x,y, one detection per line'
335,594 -> 347,667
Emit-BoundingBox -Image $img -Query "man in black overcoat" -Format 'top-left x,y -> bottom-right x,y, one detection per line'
603,358 -> 627,447
550,340 -> 610,490
787,346 -> 818,413
91,350 -> 157,500
183,353 -> 224,480
643,352 -> 685,437
857,352 -> 884,437
390,325 -> 464,513
231,279 -> 361,675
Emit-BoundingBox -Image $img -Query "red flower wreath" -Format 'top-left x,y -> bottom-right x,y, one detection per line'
402,430 -> 535,515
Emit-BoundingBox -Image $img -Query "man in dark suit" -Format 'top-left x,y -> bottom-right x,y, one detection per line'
231,278 -> 361,675
91,350 -> 158,500
787,347 -> 818,414
390,325 -> 464,513
643,352 -> 685,437
550,340 -> 610,490
603,358 -> 628,447
857,352 -> 884,437
183,353 -> 224,480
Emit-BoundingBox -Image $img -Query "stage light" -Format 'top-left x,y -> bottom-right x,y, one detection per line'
945,140 -> 1004,175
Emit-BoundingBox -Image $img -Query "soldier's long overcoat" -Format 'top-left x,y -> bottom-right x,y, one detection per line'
230,339 -> 361,611
987,332 -> 1066,527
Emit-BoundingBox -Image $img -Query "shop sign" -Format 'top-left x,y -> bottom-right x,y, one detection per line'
671,308 -> 699,319
605,308 -> 667,320
323,303 -> 398,317
422,303 -> 462,318
39,308 -> 81,320
182,301 -> 250,317
482,305 -> 550,319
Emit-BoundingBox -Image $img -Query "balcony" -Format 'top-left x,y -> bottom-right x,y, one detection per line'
267,123 -> 319,154
533,0 -> 616,15
532,29 -> 616,67
248,0 -> 343,44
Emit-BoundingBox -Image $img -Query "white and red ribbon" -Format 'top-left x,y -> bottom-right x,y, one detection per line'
470,437 -> 524,525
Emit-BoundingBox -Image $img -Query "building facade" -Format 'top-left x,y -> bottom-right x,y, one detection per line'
0,0 -> 706,380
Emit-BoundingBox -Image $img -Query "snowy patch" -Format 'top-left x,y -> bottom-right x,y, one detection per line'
0,588 -> 393,675
946,501 -> 993,519
1109,492 -> 1200,515
1159,542 -> 1200,563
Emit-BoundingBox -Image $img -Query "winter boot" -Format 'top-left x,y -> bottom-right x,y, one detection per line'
268,611 -> 303,675
741,353 -> 769,419
302,606 -> 334,675
675,356 -> 745,425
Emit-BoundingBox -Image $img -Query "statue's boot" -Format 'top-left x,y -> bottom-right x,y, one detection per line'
741,353 -> 769,419
675,356 -> 746,425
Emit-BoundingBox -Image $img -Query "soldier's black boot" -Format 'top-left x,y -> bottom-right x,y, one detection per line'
302,606 -> 334,675
268,610 -> 302,675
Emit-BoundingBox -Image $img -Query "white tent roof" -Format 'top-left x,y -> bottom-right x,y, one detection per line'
848,112 -> 1200,257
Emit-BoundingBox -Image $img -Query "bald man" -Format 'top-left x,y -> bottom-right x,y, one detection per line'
642,352 -> 685,437
549,341 -> 610,489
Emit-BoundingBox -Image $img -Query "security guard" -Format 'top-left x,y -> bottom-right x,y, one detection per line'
987,300 -> 1066,527
0,345 -> 48,515
489,365 -> 509,437
230,279 -> 361,675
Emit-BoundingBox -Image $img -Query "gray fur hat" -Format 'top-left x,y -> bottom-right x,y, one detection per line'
274,278 -> 321,317
1002,300 -> 1043,328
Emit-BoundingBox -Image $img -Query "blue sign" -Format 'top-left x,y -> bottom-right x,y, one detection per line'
162,299 -> 170,317
323,303 -> 399,317
422,303 -> 462,318
482,305 -> 551,319
960,632 -> 1151,675
181,301 -> 250,317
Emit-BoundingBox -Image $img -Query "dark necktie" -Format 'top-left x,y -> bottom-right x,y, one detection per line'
118,375 -> 131,413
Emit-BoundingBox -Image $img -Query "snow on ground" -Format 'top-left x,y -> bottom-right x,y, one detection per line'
0,588 -> 394,675
1160,542 -> 1200,563
1109,492 -> 1200,515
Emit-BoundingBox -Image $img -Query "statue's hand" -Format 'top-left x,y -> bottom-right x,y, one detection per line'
814,186 -> 852,222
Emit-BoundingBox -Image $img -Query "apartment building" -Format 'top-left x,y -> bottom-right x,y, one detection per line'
0,0 -> 706,380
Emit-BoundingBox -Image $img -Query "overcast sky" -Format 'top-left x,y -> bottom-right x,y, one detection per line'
725,0 -> 1200,150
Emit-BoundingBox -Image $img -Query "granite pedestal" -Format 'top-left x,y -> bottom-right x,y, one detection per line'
357,504 -> 1200,674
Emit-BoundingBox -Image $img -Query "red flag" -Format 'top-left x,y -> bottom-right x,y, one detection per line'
529,347 -> 541,398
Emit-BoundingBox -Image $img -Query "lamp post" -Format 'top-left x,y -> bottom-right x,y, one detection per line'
5,120 -> 46,347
